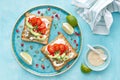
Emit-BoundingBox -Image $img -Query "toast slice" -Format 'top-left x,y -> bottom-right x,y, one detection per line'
41,33 -> 78,70
21,12 -> 53,44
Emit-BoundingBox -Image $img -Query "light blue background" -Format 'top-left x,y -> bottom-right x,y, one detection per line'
0,0 -> 120,80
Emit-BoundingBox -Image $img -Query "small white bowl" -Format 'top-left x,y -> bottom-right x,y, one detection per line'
85,45 -> 111,71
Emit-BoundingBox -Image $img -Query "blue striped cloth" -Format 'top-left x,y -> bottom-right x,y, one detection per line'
72,0 -> 120,35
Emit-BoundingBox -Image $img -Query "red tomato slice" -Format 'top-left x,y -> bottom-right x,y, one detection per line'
59,44 -> 65,55
40,28 -> 47,35
47,45 -> 55,56
29,17 -> 37,26
65,45 -> 69,51
36,18 -> 42,26
40,22 -> 46,28
53,44 -> 59,51
38,22 -> 46,30
28,18 -> 32,23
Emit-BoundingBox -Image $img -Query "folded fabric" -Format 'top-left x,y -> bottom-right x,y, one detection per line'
72,0 -> 120,35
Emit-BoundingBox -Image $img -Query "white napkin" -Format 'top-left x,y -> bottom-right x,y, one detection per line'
72,0 -> 120,35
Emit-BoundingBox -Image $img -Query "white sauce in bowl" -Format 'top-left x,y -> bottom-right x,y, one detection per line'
88,49 -> 105,66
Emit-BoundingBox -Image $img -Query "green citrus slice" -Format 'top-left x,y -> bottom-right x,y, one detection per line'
81,64 -> 92,73
66,15 -> 78,27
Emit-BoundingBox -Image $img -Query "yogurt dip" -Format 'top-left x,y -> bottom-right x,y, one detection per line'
88,49 -> 105,66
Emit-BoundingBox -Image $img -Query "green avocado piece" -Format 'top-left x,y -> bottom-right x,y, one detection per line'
36,36 -> 47,41
26,18 -> 33,29
57,56 -> 62,61
63,56 -> 68,61
30,29 -> 41,36
49,52 -> 69,61
54,53 -> 59,58
61,53 -> 66,58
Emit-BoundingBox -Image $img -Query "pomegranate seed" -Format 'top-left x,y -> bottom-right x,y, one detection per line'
55,14 -> 58,17
16,29 -> 19,33
48,8 -> 50,11
74,32 -> 80,36
76,44 -> 78,46
38,11 -> 40,14
58,32 -> 61,35
21,43 -> 24,47
41,64 -> 45,69
74,40 -> 76,43
36,64 -> 39,68
51,16 -> 54,18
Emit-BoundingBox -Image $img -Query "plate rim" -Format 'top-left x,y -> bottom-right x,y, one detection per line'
11,4 -> 83,76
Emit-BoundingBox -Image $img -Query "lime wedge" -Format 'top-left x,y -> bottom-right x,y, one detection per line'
81,64 -> 92,73
62,23 -> 74,34
20,52 -> 32,65
66,15 -> 78,27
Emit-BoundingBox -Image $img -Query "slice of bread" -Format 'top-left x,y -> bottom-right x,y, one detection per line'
21,12 -> 53,44
41,33 -> 78,70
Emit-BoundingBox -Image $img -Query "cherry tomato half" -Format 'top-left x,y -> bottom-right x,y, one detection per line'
53,44 -> 60,51
36,18 -> 42,26
47,45 -> 55,56
59,44 -> 65,55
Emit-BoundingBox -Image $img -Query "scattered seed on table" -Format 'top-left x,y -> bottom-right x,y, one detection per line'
30,45 -> 33,50
35,50 -> 39,54
48,8 -> 50,11
51,16 -> 54,18
52,11 -> 56,14
41,64 -> 45,69
74,40 -> 77,43
74,32 -> 80,36
58,32 -> 61,35
16,29 -> 19,33
36,64 -> 39,68
17,35 -> 20,38
41,57 -> 47,62
19,26 -> 23,28
21,43 -> 24,47
37,11 -> 40,14
76,44 -> 78,46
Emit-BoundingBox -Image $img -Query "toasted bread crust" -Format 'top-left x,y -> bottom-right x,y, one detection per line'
21,12 -> 53,44
41,34 -> 78,70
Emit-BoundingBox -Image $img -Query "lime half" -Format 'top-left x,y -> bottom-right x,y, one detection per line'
20,52 -> 32,65
66,15 -> 78,27
62,23 -> 74,34
81,64 -> 92,73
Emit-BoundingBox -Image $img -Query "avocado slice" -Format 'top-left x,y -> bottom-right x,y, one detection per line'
49,52 -> 68,61
36,35 -> 47,41
60,53 -> 68,61
30,29 -> 41,36
26,18 -> 33,29
63,56 -> 68,61
61,53 -> 66,58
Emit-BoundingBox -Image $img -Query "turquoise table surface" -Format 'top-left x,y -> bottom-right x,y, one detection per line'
0,0 -> 120,80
